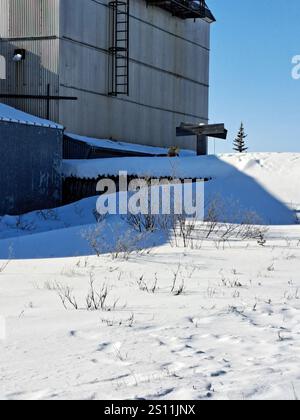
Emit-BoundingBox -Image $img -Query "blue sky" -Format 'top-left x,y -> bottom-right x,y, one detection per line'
208,0 -> 300,153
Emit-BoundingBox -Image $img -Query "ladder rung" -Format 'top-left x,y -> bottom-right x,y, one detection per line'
110,0 -> 129,96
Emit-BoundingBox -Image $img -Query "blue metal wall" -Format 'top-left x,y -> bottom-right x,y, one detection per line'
0,121 -> 63,215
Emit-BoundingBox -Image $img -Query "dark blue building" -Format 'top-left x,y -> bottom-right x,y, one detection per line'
0,104 -> 63,215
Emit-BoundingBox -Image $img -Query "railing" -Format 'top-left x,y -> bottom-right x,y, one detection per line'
146,0 -> 216,22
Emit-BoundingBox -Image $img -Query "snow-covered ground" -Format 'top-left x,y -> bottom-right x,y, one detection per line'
0,153 -> 300,400
63,153 -> 300,225
1,229 -> 300,400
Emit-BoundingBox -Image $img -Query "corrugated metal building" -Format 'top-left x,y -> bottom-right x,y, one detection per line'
0,103 -> 63,215
0,0 -> 215,151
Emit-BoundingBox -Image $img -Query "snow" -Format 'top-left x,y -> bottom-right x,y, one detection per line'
0,152 -> 300,400
62,155 -> 223,179
66,132 -> 195,157
62,152 -> 299,184
63,153 -> 300,225
0,103 -> 63,130
1,227 -> 300,400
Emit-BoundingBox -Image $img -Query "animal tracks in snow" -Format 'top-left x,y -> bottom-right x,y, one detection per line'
2,221 -> 300,400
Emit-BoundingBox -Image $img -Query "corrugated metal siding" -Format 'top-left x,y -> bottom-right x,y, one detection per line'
0,0 -> 211,150
58,0 -> 210,149
8,0 -> 59,38
0,120 -> 62,215
0,0 -> 9,37
63,136 -> 91,159
0,0 -> 60,120
0,38 -> 60,121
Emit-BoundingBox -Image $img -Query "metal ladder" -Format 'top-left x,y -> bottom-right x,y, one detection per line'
109,0 -> 130,96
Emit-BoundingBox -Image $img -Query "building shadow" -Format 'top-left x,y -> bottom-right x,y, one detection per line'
0,39 -> 60,121
0,155 -> 296,259
203,155 -> 295,226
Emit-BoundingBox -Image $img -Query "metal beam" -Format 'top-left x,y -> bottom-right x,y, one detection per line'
177,123 -> 227,139
0,94 -> 78,101
0,91 -> 78,120
176,122 -> 227,156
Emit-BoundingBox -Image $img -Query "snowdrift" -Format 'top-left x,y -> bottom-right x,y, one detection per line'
63,152 -> 299,225
0,153 -> 299,259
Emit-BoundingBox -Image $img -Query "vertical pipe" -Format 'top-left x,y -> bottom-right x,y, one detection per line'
46,83 -> 50,120
197,135 -> 208,155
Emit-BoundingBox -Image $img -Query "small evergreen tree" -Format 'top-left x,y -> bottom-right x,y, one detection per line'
233,123 -> 248,153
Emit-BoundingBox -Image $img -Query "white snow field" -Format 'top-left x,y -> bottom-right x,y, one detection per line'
0,152 -> 300,400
